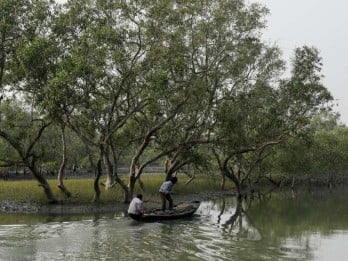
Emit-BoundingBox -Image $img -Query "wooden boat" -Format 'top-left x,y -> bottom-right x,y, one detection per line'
129,201 -> 200,222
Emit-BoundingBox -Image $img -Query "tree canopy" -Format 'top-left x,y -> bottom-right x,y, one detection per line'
0,0 -> 338,202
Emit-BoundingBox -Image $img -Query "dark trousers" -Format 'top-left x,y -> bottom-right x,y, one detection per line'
160,192 -> 173,211
128,213 -> 142,221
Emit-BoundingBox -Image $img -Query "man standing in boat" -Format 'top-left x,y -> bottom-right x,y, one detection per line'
128,194 -> 144,220
159,177 -> 178,211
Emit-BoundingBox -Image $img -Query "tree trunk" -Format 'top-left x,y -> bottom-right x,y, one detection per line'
57,125 -> 71,197
185,166 -> 196,185
137,176 -> 145,191
220,173 -> 226,190
127,157 -> 140,202
92,159 -> 102,202
222,167 -> 242,199
29,165 -> 58,204
128,175 -> 136,202
100,144 -> 129,197
165,169 -> 174,181
127,169 -> 145,201
101,146 -> 116,189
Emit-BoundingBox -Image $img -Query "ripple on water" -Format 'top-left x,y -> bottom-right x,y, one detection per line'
2,191 -> 348,261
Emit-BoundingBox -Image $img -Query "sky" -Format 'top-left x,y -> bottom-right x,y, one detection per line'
251,0 -> 348,124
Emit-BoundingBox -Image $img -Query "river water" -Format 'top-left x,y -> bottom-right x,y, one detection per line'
0,188 -> 348,260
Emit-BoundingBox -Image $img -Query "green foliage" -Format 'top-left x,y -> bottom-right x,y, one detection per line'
0,0 -> 342,202
0,99 -> 46,152
310,127 -> 348,174
267,137 -> 312,176
264,124 -> 348,179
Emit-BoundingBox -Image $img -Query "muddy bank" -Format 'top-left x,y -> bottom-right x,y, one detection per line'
0,190 -> 236,215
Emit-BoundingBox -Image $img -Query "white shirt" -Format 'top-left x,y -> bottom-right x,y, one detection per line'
128,197 -> 143,215
159,180 -> 174,194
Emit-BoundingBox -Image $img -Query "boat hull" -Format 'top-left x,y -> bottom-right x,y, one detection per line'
129,201 -> 200,222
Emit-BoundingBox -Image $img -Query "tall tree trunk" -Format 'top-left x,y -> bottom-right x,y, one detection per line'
109,139 -> 130,202
127,168 -> 145,201
28,164 -> 57,204
92,159 -> 102,202
83,144 -> 102,202
220,173 -> 226,190
101,145 -> 116,189
222,166 -> 242,199
101,144 -> 129,202
185,165 -> 196,185
128,175 -> 136,202
128,157 -> 139,202
57,125 -> 71,197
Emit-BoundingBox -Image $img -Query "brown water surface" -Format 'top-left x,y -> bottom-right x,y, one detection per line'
0,188 -> 347,260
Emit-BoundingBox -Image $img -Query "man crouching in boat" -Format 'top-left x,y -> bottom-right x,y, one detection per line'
159,177 -> 178,211
128,194 -> 144,221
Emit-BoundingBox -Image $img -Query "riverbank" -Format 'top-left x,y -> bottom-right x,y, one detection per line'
0,189 -> 236,215
0,174 -> 237,214
3,172 -> 346,215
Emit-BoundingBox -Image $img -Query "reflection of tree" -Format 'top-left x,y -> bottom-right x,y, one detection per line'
219,198 -> 243,234
216,192 -> 280,238
217,197 -> 262,240
216,197 -> 226,225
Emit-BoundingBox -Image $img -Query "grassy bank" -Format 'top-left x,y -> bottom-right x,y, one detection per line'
0,173 -> 235,205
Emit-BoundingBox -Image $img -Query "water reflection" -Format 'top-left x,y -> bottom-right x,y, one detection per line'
1,189 -> 348,260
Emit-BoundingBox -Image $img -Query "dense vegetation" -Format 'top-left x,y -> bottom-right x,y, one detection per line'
0,0 -> 346,204
264,116 -> 348,187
